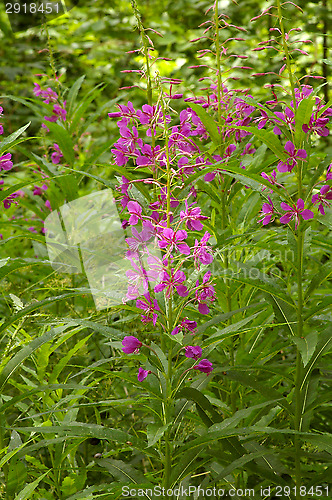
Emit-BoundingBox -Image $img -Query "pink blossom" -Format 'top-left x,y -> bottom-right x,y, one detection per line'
154,269 -> 188,298
138,367 -> 151,382
51,143 -> 63,164
180,200 -> 208,231
277,141 -> 307,173
136,293 -> 159,326
0,153 -> 13,171
257,196 -> 276,225
193,232 -> 213,267
312,185 -> 332,215
195,271 -> 215,314
193,359 -> 213,374
158,228 -> 190,255
172,318 -> 197,335
280,199 -> 314,229
122,336 -> 142,354
184,346 -> 202,360
261,170 -> 283,192
33,184 -> 48,196
127,201 -> 143,225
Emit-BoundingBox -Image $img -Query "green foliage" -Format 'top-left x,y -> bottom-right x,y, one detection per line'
0,0 -> 331,498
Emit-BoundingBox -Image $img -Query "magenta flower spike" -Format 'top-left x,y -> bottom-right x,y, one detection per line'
180,200 -> 208,231
312,185 -> 332,215
136,293 -> 160,326
277,141 -> 307,173
51,143 -> 63,165
195,271 -> 216,314
280,198 -> 314,229
193,359 -> 213,374
122,336 -> 142,354
258,196 -> 275,225
127,201 -> 142,225
158,228 -> 190,255
0,153 -> 13,171
172,318 -> 197,335
184,346 -> 202,360
137,367 -> 151,382
154,269 -> 188,298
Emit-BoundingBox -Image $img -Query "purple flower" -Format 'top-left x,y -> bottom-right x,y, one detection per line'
3,193 -> 20,209
34,84 -> 58,104
184,345 -> 202,360
193,359 -> 213,374
108,101 -> 137,127
122,336 -> 142,354
195,271 -> 215,314
302,116 -> 329,137
127,201 -> 142,225
277,141 -> 307,173
180,200 -> 208,231
193,232 -> 213,268
0,153 -> 13,171
137,367 -> 151,382
326,165 -> 332,181
136,293 -> 159,326
257,196 -> 276,225
273,107 -> 295,133
172,318 -> 197,335
312,185 -> 332,215
45,103 -> 67,123
154,269 -> 188,298
280,199 -> 314,229
33,184 -> 48,196
261,170 -> 283,192
158,228 -> 190,255
51,143 -> 63,164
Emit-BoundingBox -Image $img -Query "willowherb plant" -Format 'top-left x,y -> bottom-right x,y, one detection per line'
0,1 -> 331,498
104,0 -> 332,496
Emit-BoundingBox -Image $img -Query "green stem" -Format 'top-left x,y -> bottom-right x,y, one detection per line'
214,1 -> 223,128
294,227 -> 304,500
276,0 -> 297,118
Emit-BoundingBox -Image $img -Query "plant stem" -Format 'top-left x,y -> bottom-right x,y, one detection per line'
276,0 -> 297,117
294,226 -> 304,500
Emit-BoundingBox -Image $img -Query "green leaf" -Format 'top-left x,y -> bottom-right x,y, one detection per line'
11,423 -> 158,458
69,83 -> 106,134
304,435 -> 332,455
66,75 -> 86,118
14,471 -> 49,500
292,333 -> 318,367
45,121 -> 75,164
177,387 -> 222,426
204,311 -> 263,346
230,126 -> 287,161
220,163 -> 290,201
216,269 -> 295,307
0,324 -> 84,392
190,103 -> 220,146
301,328 -> 332,390
96,458 -> 147,484
146,423 -> 170,447
221,370 -> 292,415
211,449 -> 275,483
0,294 -> 84,343
294,97 -> 315,148
305,261 -> 332,301
0,122 -> 31,155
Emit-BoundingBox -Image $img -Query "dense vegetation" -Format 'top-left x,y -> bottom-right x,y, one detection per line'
0,1 -> 331,499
